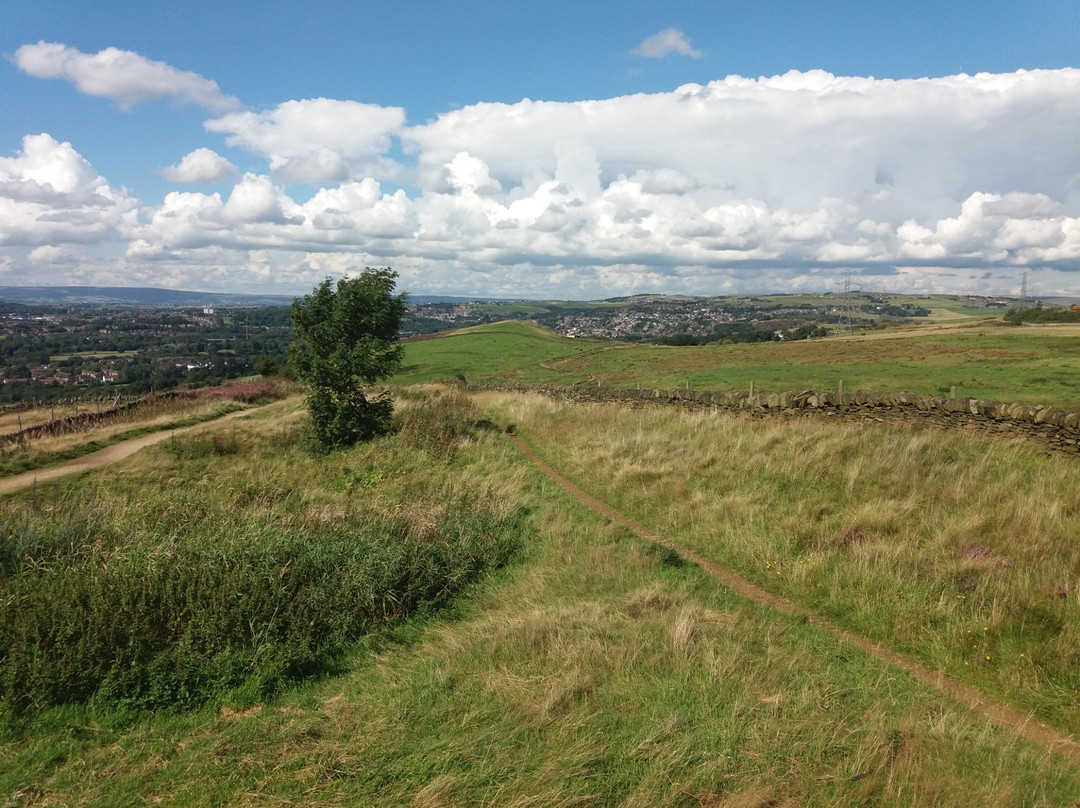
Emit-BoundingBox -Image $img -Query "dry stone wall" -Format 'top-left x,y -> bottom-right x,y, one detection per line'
0,391 -> 190,445
474,382 -> 1080,455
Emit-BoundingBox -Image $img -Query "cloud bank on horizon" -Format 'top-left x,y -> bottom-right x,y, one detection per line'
3,36 -> 1080,299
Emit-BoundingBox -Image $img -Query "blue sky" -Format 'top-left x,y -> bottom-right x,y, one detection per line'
1,0 -> 1079,298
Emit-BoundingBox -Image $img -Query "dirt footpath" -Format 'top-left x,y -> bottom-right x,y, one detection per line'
0,408 -> 254,496
510,432 -> 1080,769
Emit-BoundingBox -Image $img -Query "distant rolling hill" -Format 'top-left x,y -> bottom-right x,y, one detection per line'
394,320 -> 598,385
0,286 -> 521,307
392,318 -> 1080,410
0,286 -> 297,307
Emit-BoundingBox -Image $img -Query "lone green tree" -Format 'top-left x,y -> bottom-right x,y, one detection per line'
289,268 -> 407,451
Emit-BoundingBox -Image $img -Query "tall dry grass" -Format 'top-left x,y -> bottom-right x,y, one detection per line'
483,391 -> 1080,731
0,401 -> 91,435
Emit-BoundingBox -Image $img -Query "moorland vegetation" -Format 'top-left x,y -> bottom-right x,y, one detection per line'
0,391 -> 525,714
0,380 -> 289,479
1004,306 -> 1080,325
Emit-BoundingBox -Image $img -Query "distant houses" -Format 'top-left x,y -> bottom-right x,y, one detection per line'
1,366 -> 121,386
30,367 -> 70,385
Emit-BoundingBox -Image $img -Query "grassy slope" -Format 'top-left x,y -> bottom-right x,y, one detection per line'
490,392 -> 1080,734
1,403 -> 94,435
397,319 -> 1080,409
556,327 -> 1080,407
394,320 -> 598,385
2,390 -> 1077,806
48,350 -> 139,361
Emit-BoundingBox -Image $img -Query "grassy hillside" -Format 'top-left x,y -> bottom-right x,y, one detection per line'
491,393 -> 1080,732
394,319 -> 598,385
0,393 -> 528,717
3,387 -> 1079,806
398,319 -> 1080,409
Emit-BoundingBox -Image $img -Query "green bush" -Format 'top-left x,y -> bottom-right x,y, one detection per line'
162,432 -> 241,460
0,498 -> 527,713
1004,307 -> 1080,325
394,390 -> 491,460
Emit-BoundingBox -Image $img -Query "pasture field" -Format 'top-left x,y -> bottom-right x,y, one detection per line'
397,319 -> 1080,409
395,319 -> 598,385
48,350 -> 139,362
2,387 -> 1079,806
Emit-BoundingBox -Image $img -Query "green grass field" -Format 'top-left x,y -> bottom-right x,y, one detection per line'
0,400 -> 244,478
490,393 -> 1080,731
396,319 -> 1080,409
48,350 -> 139,361
395,319 -> 598,385
0,381 -> 294,478
3,387 -> 1079,806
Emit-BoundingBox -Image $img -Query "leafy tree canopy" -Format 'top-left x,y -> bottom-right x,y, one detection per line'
289,268 -> 406,451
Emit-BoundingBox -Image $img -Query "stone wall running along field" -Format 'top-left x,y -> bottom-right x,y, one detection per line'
472,382 -> 1080,455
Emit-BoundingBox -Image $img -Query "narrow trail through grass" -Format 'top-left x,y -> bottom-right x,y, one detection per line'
0,407 -> 259,495
509,431 -> 1080,770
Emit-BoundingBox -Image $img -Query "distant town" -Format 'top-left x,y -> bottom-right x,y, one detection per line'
402,292 -> 1009,342
0,303 -> 292,402
0,287 -> 1049,403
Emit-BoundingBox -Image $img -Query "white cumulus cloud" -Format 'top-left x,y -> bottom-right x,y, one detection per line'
28,245 -> 78,264
205,98 -> 406,182
633,28 -> 703,59
162,148 -> 237,184
222,173 -> 300,224
13,42 -> 240,112
8,66 -> 1080,297
402,68 -> 1080,226
0,133 -> 139,247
